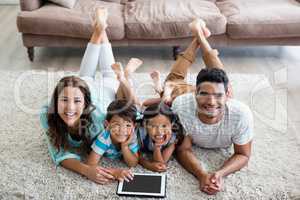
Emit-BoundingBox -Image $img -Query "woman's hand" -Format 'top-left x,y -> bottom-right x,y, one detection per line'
85,166 -> 115,184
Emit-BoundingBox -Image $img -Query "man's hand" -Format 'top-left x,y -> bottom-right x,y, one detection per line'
85,166 -> 115,184
198,172 -> 222,195
210,171 -> 223,191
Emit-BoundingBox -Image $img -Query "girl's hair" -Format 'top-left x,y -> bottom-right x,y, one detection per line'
47,76 -> 95,154
142,102 -> 176,124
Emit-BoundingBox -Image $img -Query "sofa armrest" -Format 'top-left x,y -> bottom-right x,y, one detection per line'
20,0 -> 43,11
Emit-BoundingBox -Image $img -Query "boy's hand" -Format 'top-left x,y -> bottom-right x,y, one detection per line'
121,130 -> 134,147
111,168 -> 134,182
86,166 -> 115,184
149,161 -> 167,172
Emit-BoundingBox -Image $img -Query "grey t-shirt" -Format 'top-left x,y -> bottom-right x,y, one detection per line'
172,93 -> 253,148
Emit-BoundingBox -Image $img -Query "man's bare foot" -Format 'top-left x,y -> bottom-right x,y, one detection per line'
189,18 -> 211,40
150,70 -> 163,94
95,7 -> 108,33
124,58 -> 143,79
111,62 -> 125,81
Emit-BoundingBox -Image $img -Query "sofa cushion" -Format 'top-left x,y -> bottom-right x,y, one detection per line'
47,0 -> 77,9
217,0 -> 300,39
17,0 -> 125,40
124,0 -> 227,39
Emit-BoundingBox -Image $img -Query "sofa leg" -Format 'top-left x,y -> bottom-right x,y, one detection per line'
27,47 -> 34,62
172,46 -> 181,60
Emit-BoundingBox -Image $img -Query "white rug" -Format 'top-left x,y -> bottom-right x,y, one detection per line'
0,70 -> 299,200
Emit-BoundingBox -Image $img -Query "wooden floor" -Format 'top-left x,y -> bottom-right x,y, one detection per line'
2,5 -> 300,139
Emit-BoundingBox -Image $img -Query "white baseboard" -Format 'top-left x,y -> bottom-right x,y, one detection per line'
0,0 -> 19,4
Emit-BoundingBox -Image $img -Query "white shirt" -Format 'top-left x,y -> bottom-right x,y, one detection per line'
172,93 -> 253,148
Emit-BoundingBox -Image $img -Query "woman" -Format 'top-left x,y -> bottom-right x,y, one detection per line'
40,8 -> 141,184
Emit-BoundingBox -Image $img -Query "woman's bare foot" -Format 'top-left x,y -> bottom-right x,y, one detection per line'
111,62 -> 125,81
150,70 -> 163,94
189,18 -> 211,40
124,58 -> 143,79
94,7 -> 108,33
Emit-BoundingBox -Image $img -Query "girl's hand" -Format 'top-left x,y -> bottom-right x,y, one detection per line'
111,168 -> 134,182
86,166 -> 115,184
154,130 -> 172,147
149,161 -> 167,172
163,131 -> 172,146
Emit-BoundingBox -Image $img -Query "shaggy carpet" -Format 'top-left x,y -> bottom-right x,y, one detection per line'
0,70 -> 299,200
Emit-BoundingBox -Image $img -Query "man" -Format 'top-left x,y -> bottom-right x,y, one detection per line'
172,20 -> 253,195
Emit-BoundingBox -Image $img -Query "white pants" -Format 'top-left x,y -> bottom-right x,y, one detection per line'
79,42 -> 119,113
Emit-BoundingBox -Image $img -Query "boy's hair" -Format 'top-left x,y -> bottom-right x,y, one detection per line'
196,68 -> 229,92
106,100 -> 137,123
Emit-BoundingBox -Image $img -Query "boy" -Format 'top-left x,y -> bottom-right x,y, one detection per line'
86,100 -> 139,182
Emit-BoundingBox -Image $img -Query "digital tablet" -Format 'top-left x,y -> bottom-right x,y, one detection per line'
116,173 -> 166,198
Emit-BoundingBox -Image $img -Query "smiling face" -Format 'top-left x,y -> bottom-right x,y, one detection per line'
57,86 -> 85,128
107,115 -> 135,144
145,114 -> 172,146
195,81 -> 228,124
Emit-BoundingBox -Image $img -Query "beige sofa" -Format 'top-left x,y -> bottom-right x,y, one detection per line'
17,0 -> 300,61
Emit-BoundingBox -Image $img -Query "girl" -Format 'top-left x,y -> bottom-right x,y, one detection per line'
40,8 -> 142,184
138,103 -> 183,172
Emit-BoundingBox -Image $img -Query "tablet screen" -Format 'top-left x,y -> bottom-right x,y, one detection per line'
117,173 -> 166,197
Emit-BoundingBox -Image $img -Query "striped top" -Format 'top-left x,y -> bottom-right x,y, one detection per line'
91,130 -> 139,159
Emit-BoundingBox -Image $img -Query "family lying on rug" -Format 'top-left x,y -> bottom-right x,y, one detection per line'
39,8 -> 253,195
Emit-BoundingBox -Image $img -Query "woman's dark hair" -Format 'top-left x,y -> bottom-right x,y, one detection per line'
106,100 -> 137,123
47,76 -> 95,154
196,68 -> 229,92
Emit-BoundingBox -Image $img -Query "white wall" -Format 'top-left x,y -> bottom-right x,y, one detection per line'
0,0 -> 19,4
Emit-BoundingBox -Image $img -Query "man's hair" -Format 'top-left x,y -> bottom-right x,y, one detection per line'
196,68 -> 229,91
106,100 -> 137,123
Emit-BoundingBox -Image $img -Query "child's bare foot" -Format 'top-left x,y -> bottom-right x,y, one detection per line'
95,7 -> 108,33
227,83 -> 234,98
111,62 -> 125,81
124,58 -> 143,79
150,70 -> 163,94
189,18 -> 211,40
162,82 -> 175,105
